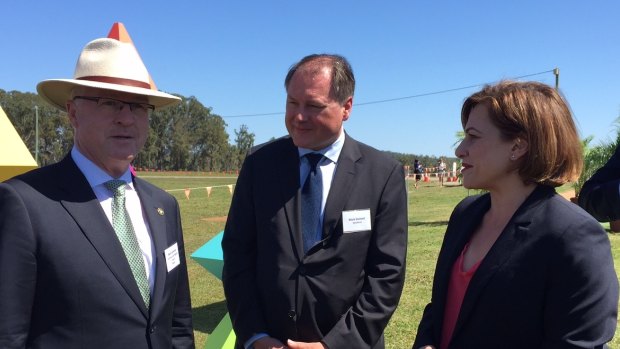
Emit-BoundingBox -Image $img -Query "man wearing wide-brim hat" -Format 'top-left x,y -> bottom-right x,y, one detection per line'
0,37 -> 194,348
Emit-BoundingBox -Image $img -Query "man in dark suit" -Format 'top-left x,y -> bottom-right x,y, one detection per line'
222,54 -> 408,349
0,37 -> 194,348
579,144 -> 620,222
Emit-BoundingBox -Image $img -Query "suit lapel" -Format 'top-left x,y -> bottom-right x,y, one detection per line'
57,156 -> 149,317
452,223 -> 523,337
452,186 -> 552,338
282,135 -> 361,256
321,135 -> 361,243
279,139 -> 305,259
134,178 -> 168,319
432,195 -> 489,338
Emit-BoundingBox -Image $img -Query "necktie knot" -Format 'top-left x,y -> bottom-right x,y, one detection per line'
105,179 -> 126,198
305,153 -> 324,172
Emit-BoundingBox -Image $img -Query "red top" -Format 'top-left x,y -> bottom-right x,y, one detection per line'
440,244 -> 482,349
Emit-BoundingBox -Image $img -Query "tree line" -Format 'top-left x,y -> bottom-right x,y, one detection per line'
1,88 -> 452,172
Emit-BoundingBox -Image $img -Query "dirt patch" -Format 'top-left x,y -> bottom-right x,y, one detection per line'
202,216 -> 228,222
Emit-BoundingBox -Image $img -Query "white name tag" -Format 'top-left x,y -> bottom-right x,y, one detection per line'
342,209 -> 372,233
164,243 -> 181,272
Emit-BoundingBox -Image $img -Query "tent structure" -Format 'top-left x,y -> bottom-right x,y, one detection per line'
191,231 -> 236,349
107,22 -> 158,91
0,105 -> 37,181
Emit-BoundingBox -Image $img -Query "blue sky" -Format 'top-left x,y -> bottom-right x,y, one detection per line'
3,1 -> 619,157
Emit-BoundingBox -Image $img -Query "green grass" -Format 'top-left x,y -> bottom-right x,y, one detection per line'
141,173 -> 235,346
140,174 -> 620,348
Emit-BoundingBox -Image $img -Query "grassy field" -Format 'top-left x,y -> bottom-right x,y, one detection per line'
140,173 -> 620,348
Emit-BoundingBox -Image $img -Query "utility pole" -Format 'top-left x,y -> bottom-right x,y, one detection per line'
553,68 -> 560,90
34,105 -> 39,165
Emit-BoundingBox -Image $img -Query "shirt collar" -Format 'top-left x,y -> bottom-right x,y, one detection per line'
297,129 -> 345,164
71,146 -> 133,188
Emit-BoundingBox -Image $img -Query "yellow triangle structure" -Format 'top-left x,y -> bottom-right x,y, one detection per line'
107,22 -> 158,90
0,105 -> 38,181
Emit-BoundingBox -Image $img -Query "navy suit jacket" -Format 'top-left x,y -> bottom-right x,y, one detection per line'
579,145 -> 620,222
413,185 -> 618,349
222,135 -> 408,349
0,155 -> 194,348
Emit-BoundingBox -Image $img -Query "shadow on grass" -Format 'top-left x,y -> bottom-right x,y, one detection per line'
192,300 -> 228,334
409,220 -> 449,227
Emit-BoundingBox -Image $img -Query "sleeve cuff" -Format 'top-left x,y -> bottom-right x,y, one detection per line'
244,333 -> 269,349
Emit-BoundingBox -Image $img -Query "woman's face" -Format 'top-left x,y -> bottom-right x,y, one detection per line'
455,104 -> 517,190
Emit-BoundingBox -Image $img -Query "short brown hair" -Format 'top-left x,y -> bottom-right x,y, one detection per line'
461,80 -> 582,186
284,54 -> 355,105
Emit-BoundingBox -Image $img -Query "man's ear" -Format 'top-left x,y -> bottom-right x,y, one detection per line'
66,100 -> 78,128
342,96 -> 353,121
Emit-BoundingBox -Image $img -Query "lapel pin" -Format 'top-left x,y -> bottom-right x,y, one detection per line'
157,208 -> 165,216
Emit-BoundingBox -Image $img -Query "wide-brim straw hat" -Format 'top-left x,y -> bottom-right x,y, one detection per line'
37,38 -> 181,111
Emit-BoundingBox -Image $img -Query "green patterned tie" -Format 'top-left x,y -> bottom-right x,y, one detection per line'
105,180 -> 151,309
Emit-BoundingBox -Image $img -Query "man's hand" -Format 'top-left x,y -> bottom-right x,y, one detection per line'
286,339 -> 326,349
253,336 -> 288,349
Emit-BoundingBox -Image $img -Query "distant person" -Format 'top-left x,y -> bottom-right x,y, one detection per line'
437,158 -> 446,186
414,159 -> 423,189
0,37 -> 194,348
578,143 -> 620,223
413,81 -> 618,349
222,54 -> 408,349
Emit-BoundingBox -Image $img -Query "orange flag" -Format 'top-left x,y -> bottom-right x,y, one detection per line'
184,188 -> 191,200
227,184 -> 233,195
206,187 -> 212,197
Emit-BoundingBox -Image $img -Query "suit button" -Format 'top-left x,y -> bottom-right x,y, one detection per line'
298,265 -> 306,275
150,326 -> 156,334
288,310 -> 296,318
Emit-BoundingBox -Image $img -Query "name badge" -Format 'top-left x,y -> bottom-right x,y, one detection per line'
342,209 -> 372,233
164,243 -> 181,272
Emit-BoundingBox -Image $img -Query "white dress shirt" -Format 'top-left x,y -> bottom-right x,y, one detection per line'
71,147 -> 155,294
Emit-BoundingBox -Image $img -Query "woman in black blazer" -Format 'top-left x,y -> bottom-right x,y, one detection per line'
413,81 -> 618,349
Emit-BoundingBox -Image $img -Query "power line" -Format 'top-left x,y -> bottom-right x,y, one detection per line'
221,69 -> 555,118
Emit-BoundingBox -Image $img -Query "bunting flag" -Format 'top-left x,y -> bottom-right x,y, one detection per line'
165,185 -> 235,198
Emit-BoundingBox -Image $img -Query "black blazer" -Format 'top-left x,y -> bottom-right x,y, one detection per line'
0,155 -> 194,349
413,185 -> 618,349
222,135 -> 408,349
579,145 -> 620,222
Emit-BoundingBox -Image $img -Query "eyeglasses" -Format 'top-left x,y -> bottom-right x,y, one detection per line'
73,96 -> 155,115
